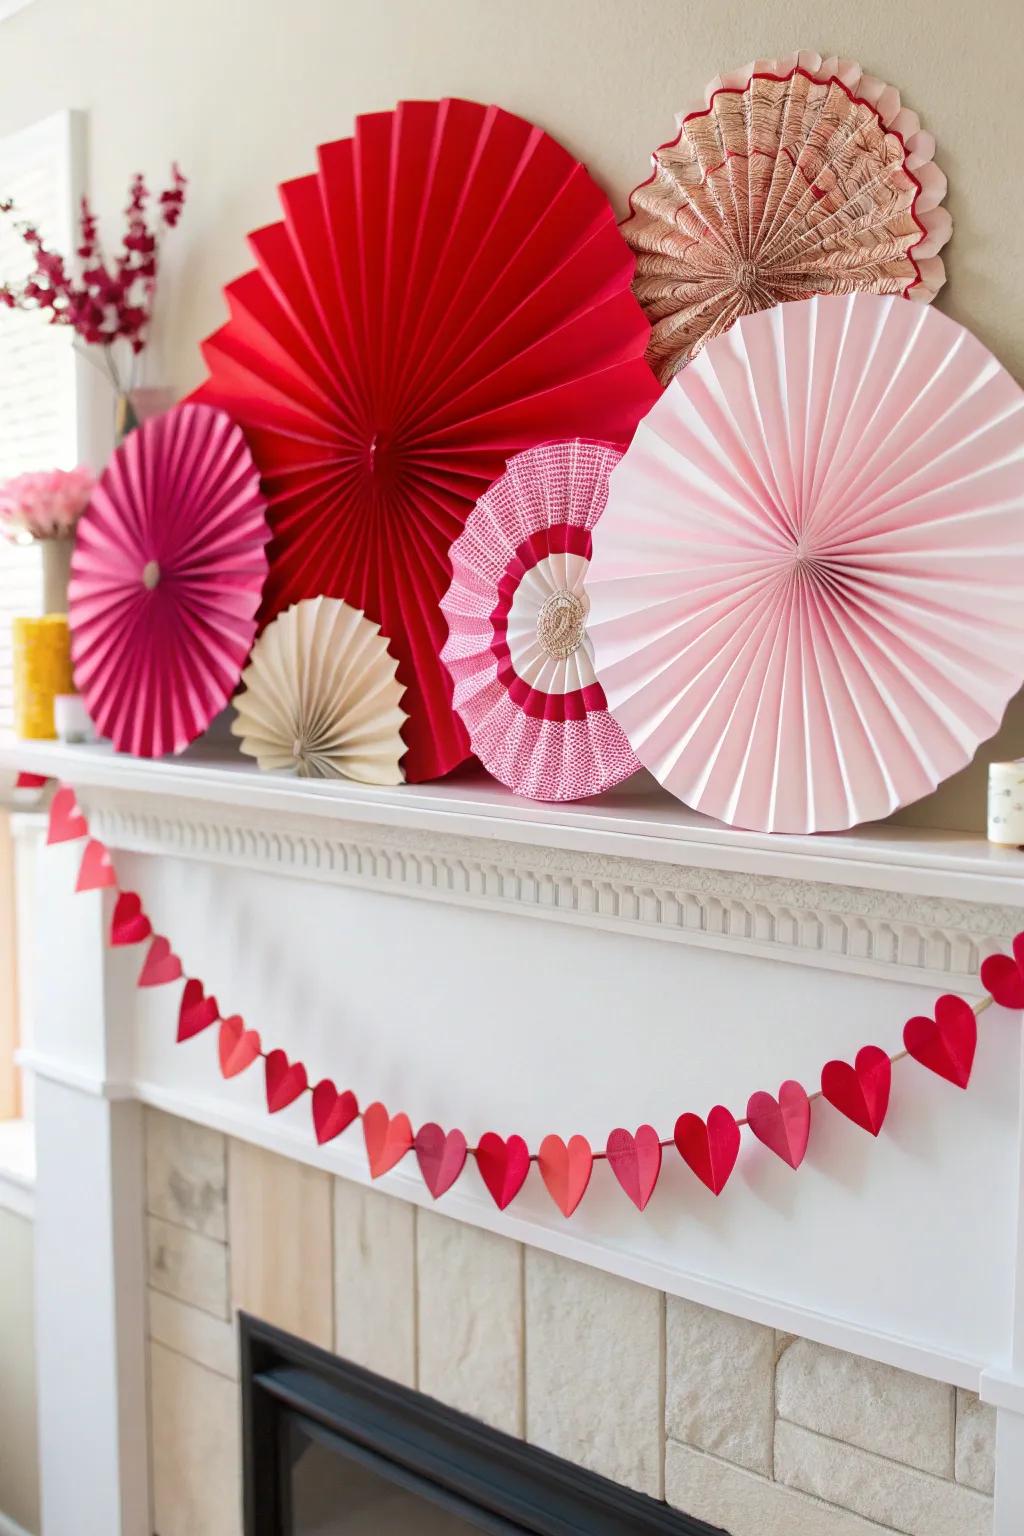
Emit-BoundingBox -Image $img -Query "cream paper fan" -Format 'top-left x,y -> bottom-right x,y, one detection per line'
231,597 -> 407,784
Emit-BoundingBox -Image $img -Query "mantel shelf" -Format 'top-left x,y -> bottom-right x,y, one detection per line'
3,736 -> 1024,907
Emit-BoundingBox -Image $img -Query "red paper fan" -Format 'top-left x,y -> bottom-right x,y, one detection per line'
69,404 -> 270,758
189,98 -> 659,781
441,440 -> 639,800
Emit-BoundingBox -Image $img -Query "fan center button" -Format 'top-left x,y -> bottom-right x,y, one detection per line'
142,560 -> 161,590
537,589 -> 586,660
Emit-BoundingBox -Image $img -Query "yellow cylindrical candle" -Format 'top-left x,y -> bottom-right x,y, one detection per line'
13,615 -> 74,739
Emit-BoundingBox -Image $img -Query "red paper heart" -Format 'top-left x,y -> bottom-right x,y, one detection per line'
981,934 -> 1024,1010
16,771 -> 48,789
47,785 -> 87,844
265,1049 -> 308,1112
475,1132 -> 530,1210
538,1134 -> 593,1217
746,1081 -> 811,1169
674,1106 -> 741,1194
475,1130 -> 534,1210
138,935 -> 183,987
109,891 -> 152,947
218,1015 -> 261,1079
362,1102 -> 413,1177
904,995 -> 977,1089
177,978 -> 219,1042
312,1080 -> 359,1145
821,1045 -> 892,1135
415,1123 -> 468,1198
75,838 -> 116,892
606,1125 -> 662,1210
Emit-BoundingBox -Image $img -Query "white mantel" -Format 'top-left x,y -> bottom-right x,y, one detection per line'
7,737 -> 1024,1536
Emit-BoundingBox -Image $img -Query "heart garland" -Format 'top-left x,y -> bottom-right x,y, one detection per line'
43,779 -> 1019,1220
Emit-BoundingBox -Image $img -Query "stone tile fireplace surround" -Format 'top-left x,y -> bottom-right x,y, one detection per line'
7,740 -> 1024,1535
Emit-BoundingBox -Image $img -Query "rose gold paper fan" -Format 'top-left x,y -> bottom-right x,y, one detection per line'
441,440 -> 638,801
587,294 -> 1024,834
231,596 -> 407,784
69,404 -> 270,758
190,98 -> 660,782
625,51 -> 952,382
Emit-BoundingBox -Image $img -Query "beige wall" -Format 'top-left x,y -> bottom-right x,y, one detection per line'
0,0 -> 1022,825
0,1207 -> 39,1535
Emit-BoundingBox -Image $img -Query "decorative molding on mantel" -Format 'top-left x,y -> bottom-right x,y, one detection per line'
83,789 -> 1018,986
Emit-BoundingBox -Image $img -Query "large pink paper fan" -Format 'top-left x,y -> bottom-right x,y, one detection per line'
189,98 -> 660,782
441,441 -> 638,800
69,403 -> 270,758
587,294 -> 1024,833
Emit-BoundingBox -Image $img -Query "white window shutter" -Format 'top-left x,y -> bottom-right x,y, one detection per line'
0,112 -> 81,726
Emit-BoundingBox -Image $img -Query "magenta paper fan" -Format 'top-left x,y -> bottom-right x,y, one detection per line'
441,441 -> 638,801
189,98 -> 660,782
587,293 -> 1024,833
69,404 -> 270,758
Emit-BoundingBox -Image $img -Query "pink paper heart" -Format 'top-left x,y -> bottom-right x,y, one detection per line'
538,1134 -> 593,1217
176,978 -> 219,1042
475,1132 -> 530,1210
820,1046 -> 891,1135
362,1102 -> 413,1177
76,838 -> 116,892
265,1049 -> 308,1113
674,1106 -> 741,1194
415,1123 -> 468,1198
217,1016 -> 261,1079
311,1080 -> 359,1145
138,935 -> 183,988
109,890 -> 152,947
606,1125 -> 662,1211
904,995 -> 977,1089
746,1081 -> 811,1168
47,784 -> 88,844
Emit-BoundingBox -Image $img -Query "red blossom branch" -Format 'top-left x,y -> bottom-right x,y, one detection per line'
0,164 -> 188,391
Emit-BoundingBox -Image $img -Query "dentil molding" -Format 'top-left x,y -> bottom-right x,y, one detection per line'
83,789 -> 1017,986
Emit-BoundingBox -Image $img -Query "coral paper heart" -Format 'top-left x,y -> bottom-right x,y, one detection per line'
476,1133 -> 531,1211
746,1081 -> 811,1169
312,1080 -> 359,1145
981,934 -> 1024,1010
606,1125 -> 663,1211
176,979 -> 219,1042
362,1103 -> 413,1177
821,1046 -> 892,1135
903,996 -> 977,1089
265,1049 -> 308,1113
138,935 -> 183,988
415,1123 -> 468,1199
218,1016 -> 261,1079
75,838 -> 116,892
109,891 -> 152,947
47,785 -> 87,844
538,1134 -> 593,1217
673,1106 -> 741,1194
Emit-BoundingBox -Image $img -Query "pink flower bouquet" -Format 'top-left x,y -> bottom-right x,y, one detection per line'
0,466 -> 95,544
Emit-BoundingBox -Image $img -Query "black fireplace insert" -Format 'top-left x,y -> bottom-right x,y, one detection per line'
241,1313 -> 727,1535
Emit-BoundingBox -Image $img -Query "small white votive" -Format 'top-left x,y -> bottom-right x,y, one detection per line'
988,760 -> 1024,847
53,693 -> 95,745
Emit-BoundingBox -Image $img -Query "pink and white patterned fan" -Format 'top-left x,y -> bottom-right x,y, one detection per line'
587,294 -> 1024,833
441,441 -> 638,801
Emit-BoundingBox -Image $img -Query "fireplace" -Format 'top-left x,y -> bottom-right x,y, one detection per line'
241,1314 -> 723,1535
